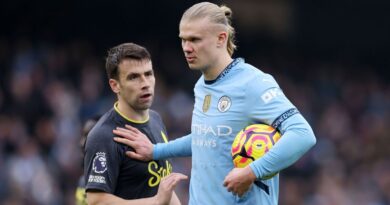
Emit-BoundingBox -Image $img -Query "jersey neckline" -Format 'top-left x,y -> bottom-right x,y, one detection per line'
204,58 -> 244,85
113,102 -> 149,124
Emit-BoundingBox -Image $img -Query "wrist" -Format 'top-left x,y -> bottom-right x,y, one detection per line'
244,166 -> 257,182
151,196 -> 160,205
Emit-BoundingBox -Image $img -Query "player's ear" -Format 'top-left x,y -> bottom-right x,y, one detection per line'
109,78 -> 120,94
217,31 -> 228,48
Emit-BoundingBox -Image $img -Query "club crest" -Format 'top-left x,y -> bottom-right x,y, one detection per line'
218,96 -> 231,112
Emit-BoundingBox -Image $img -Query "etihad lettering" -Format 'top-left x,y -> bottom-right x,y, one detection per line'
192,124 -> 232,136
192,138 -> 217,148
148,160 -> 172,187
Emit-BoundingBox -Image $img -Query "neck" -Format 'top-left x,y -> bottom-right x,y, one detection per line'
203,53 -> 233,81
115,101 -> 149,123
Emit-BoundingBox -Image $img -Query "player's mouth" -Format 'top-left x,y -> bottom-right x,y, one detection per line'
186,56 -> 196,63
140,93 -> 152,102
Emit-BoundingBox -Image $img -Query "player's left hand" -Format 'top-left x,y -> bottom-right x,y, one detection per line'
223,166 -> 257,197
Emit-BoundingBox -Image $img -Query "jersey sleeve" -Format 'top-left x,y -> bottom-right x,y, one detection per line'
245,73 -> 316,179
84,128 -> 122,193
245,74 -> 297,129
153,133 -> 192,160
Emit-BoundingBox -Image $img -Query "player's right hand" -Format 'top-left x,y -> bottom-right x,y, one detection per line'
113,124 -> 153,161
154,173 -> 188,205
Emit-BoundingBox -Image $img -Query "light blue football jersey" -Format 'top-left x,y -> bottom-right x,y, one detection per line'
154,58 -> 316,205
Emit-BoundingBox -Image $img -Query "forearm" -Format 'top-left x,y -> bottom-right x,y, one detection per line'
249,114 -> 316,178
87,191 -> 156,205
169,192 -> 181,205
153,134 -> 192,160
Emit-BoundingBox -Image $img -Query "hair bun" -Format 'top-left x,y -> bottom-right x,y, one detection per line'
220,5 -> 232,19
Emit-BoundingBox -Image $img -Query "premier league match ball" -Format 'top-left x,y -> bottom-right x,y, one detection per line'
231,124 -> 281,179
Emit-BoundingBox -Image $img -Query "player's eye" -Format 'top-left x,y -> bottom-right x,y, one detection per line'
127,74 -> 139,80
189,37 -> 200,42
145,71 -> 153,77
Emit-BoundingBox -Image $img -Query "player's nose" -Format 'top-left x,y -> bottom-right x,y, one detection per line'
182,41 -> 193,53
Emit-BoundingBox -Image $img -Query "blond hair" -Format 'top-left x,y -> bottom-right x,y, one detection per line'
181,2 -> 237,56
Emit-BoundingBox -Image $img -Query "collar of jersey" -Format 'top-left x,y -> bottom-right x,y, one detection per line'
204,58 -> 244,85
114,102 -> 149,124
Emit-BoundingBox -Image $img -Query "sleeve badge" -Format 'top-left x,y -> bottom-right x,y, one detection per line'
92,152 -> 108,174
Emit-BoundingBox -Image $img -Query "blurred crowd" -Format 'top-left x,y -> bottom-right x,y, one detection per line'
0,37 -> 388,205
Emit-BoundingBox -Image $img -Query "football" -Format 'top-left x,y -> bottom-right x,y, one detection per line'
231,124 -> 281,179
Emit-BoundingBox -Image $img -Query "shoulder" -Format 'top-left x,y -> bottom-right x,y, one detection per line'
148,109 -> 166,129
235,62 -> 280,91
86,110 -> 116,146
149,109 -> 163,122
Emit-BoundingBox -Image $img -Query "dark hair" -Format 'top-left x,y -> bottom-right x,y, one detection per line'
105,43 -> 151,80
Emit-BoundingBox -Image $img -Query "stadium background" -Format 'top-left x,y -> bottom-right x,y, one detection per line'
0,0 -> 389,204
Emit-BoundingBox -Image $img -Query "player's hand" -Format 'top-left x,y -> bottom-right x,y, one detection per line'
223,166 -> 257,197
154,173 -> 188,205
113,124 -> 153,161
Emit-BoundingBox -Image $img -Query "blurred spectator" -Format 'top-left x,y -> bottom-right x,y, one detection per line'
75,115 -> 101,205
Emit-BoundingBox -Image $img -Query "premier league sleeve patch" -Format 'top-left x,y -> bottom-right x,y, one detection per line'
92,152 -> 108,174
